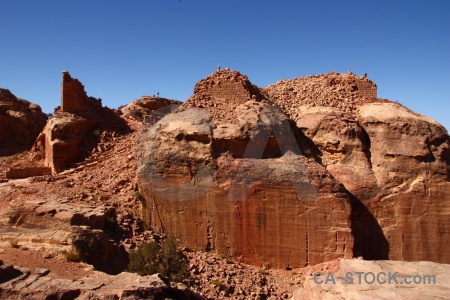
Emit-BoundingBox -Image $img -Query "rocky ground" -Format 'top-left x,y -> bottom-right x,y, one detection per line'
0,115 -> 317,299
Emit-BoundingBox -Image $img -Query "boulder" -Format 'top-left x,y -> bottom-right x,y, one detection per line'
120,96 -> 182,122
356,101 -> 450,262
292,259 -> 450,300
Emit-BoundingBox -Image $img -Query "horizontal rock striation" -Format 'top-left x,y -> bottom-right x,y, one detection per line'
136,70 -> 361,268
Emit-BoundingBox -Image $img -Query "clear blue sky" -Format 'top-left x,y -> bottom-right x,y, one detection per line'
1,0 -> 449,130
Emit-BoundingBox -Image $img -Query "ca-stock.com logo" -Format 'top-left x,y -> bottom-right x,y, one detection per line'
137,105 -> 318,202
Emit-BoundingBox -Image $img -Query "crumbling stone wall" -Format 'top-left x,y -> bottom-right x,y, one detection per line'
181,69 -> 267,124
4,167 -> 52,179
354,79 -> 377,99
61,71 -> 88,113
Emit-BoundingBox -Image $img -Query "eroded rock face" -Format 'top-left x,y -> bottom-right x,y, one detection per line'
0,88 -> 47,156
137,70 -> 356,268
265,73 -> 450,264
137,69 -> 450,267
356,102 -> 450,262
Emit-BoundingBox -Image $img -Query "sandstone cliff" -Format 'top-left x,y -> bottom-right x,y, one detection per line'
136,70 -> 365,268
264,73 -> 450,263
0,88 -> 47,156
137,69 -> 450,268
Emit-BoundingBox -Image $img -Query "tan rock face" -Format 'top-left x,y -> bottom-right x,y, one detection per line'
293,259 -> 450,300
136,73 -> 357,268
0,88 -> 47,155
0,264 -> 203,300
356,102 -> 450,262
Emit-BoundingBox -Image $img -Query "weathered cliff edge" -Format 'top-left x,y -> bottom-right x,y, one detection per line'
136,69 -> 450,268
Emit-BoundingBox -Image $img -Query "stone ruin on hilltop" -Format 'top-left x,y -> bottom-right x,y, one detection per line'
30,71 -> 130,173
60,70 -> 103,114
180,69 -> 270,124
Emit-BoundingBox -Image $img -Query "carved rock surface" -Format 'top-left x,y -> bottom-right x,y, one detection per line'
0,88 -> 47,155
137,71 -> 356,268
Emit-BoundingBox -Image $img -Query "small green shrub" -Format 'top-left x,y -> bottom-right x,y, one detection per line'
212,279 -> 223,289
258,268 -> 268,275
64,247 -> 81,262
184,245 -> 194,252
134,190 -> 142,201
142,221 -> 150,231
219,253 -> 228,260
92,129 -> 102,138
303,148 -> 312,158
127,235 -> 189,282
104,216 -> 117,233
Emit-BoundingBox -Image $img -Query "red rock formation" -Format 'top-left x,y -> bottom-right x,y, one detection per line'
0,88 -> 47,155
136,70 -> 356,268
181,70 -> 268,124
137,69 -> 450,266
263,71 -> 377,118
30,71 -> 130,172
264,73 -> 450,263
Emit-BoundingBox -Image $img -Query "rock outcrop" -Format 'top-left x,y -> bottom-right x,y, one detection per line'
264,73 -> 450,263
30,71 -> 130,173
120,96 -> 182,122
136,70 -> 357,268
137,69 -> 450,268
0,263 -> 203,300
293,259 -> 450,300
0,198 -> 129,275
0,88 -> 47,156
